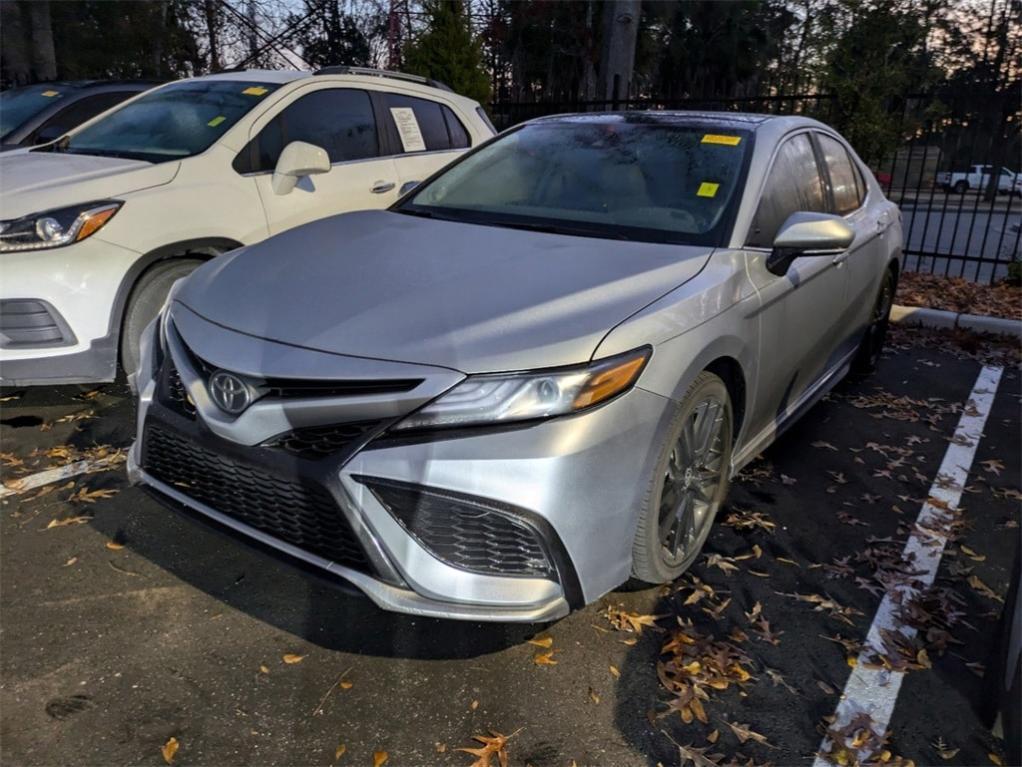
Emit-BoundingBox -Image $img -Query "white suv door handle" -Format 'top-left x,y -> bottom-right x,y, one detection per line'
371,180 -> 396,194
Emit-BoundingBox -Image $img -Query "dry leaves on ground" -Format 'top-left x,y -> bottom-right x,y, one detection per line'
161,737 -> 179,765
896,272 -> 1021,321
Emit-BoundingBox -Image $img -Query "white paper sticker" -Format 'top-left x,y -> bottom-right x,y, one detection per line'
389,107 -> 426,152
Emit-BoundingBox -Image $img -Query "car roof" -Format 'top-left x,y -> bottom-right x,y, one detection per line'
4,79 -> 159,92
529,111 -> 825,132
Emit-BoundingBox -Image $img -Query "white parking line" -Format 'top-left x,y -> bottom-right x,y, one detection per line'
811,364 -> 1003,764
0,455 -> 125,499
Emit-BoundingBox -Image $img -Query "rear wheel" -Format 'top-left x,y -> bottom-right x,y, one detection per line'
120,259 -> 203,375
953,180 -> 969,194
631,372 -> 733,583
851,267 -> 897,377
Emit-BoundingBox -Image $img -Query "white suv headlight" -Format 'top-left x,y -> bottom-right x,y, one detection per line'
0,201 -> 122,252
394,347 -> 651,431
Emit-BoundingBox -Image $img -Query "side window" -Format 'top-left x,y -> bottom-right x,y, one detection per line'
382,93 -> 451,152
818,134 -> 862,215
28,92 -> 132,144
235,88 -> 378,173
746,133 -> 826,247
442,105 -> 470,148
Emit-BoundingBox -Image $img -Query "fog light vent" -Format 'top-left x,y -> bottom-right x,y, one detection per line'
358,477 -> 554,578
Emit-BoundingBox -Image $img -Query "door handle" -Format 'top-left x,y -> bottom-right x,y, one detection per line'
371,180 -> 396,194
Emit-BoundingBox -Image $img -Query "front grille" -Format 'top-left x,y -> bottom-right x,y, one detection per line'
265,420 -> 386,459
265,378 -> 423,398
360,477 -> 553,578
0,299 -> 74,347
161,360 -> 195,418
143,422 -> 370,572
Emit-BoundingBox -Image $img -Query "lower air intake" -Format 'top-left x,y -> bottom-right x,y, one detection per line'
358,477 -> 553,578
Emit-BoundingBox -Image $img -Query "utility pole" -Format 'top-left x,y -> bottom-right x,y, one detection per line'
388,0 -> 410,70
597,0 -> 640,108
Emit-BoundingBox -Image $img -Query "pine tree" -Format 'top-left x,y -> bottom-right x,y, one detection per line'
402,0 -> 490,104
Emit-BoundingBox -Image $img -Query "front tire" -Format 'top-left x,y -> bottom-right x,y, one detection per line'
631,372 -> 733,584
851,267 -> 897,377
120,259 -> 203,376
953,180 -> 969,194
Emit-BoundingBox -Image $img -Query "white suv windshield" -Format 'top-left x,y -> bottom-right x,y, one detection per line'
53,80 -> 279,163
399,118 -> 752,246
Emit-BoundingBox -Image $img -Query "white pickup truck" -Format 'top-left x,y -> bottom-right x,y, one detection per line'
937,164 -> 1021,195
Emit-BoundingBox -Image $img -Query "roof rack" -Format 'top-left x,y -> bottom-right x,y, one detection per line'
313,65 -> 452,92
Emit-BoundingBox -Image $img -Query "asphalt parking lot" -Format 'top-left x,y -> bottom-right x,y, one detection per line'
1,325 -> 1019,767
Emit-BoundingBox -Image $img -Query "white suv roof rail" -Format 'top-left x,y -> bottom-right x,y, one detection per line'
313,65 -> 452,93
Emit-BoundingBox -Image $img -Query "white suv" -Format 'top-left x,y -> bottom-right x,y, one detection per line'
0,67 -> 495,385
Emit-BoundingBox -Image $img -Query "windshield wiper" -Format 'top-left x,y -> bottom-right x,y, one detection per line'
493,219 -> 629,240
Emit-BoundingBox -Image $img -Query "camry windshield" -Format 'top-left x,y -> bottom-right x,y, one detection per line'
0,84 -> 79,140
55,80 -> 279,163
398,119 -> 752,245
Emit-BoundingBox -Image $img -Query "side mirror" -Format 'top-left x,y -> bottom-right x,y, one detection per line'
767,212 -> 854,276
271,141 -> 330,195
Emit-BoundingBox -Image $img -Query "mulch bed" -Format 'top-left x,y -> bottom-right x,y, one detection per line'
897,272 -> 1021,321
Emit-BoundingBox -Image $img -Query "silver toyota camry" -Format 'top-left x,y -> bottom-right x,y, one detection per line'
128,112 -> 902,622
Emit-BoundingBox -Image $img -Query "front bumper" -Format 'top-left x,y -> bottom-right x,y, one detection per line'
0,236 -> 140,384
128,305 -> 673,621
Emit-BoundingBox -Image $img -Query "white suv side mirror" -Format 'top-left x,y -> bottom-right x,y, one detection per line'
271,141 -> 331,195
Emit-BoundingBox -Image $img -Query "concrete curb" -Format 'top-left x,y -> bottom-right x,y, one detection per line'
890,304 -> 1022,339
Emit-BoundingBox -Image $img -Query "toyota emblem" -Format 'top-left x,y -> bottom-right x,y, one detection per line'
208,370 -> 251,414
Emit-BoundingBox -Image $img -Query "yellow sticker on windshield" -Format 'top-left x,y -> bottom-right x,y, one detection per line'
41,90 -> 59,97
702,134 -> 741,146
242,86 -> 268,96
697,182 -> 720,198
207,116 -> 226,127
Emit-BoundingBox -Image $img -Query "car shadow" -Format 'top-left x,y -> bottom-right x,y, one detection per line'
86,483 -> 549,660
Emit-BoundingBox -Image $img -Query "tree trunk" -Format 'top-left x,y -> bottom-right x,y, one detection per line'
204,0 -> 221,72
26,0 -> 56,81
0,1 -> 31,85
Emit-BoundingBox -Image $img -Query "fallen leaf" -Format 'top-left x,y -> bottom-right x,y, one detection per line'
259,665 -> 269,674
470,699 -> 479,710
609,664 -> 620,678
458,731 -> 515,767
967,575 -> 1003,602
533,650 -> 557,666
812,440 -> 839,451
726,720 -> 773,746
527,635 -> 553,649
339,680 -> 353,690
161,736 -> 179,765
45,515 -> 91,529
67,486 -> 118,504
373,751 -> 388,767
588,687 -> 600,704
63,556 -> 78,567
105,540 -> 125,551
334,743 -> 346,761
282,653 -> 306,664
989,753 -> 1003,766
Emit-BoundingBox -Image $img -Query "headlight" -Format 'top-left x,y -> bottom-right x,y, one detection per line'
394,347 -> 650,431
0,201 -> 121,252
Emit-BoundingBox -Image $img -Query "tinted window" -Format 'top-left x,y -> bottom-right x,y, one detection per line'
59,80 -> 278,163
442,105 -> 470,148
747,133 -> 826,247
237,88 -> 378,172
29,92 -> 133,144
400,121 -> 752,246
818,133 -> 862,214
383,93 -> 450,151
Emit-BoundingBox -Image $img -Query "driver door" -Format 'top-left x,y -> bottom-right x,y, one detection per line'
743,131 -> 850,440
240,87 -> 401,236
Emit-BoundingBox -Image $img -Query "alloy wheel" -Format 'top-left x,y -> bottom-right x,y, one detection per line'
656,396 -> 728,565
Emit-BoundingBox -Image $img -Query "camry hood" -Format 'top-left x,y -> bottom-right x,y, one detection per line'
177,210 -> 713,373
0,150 -> 178,218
